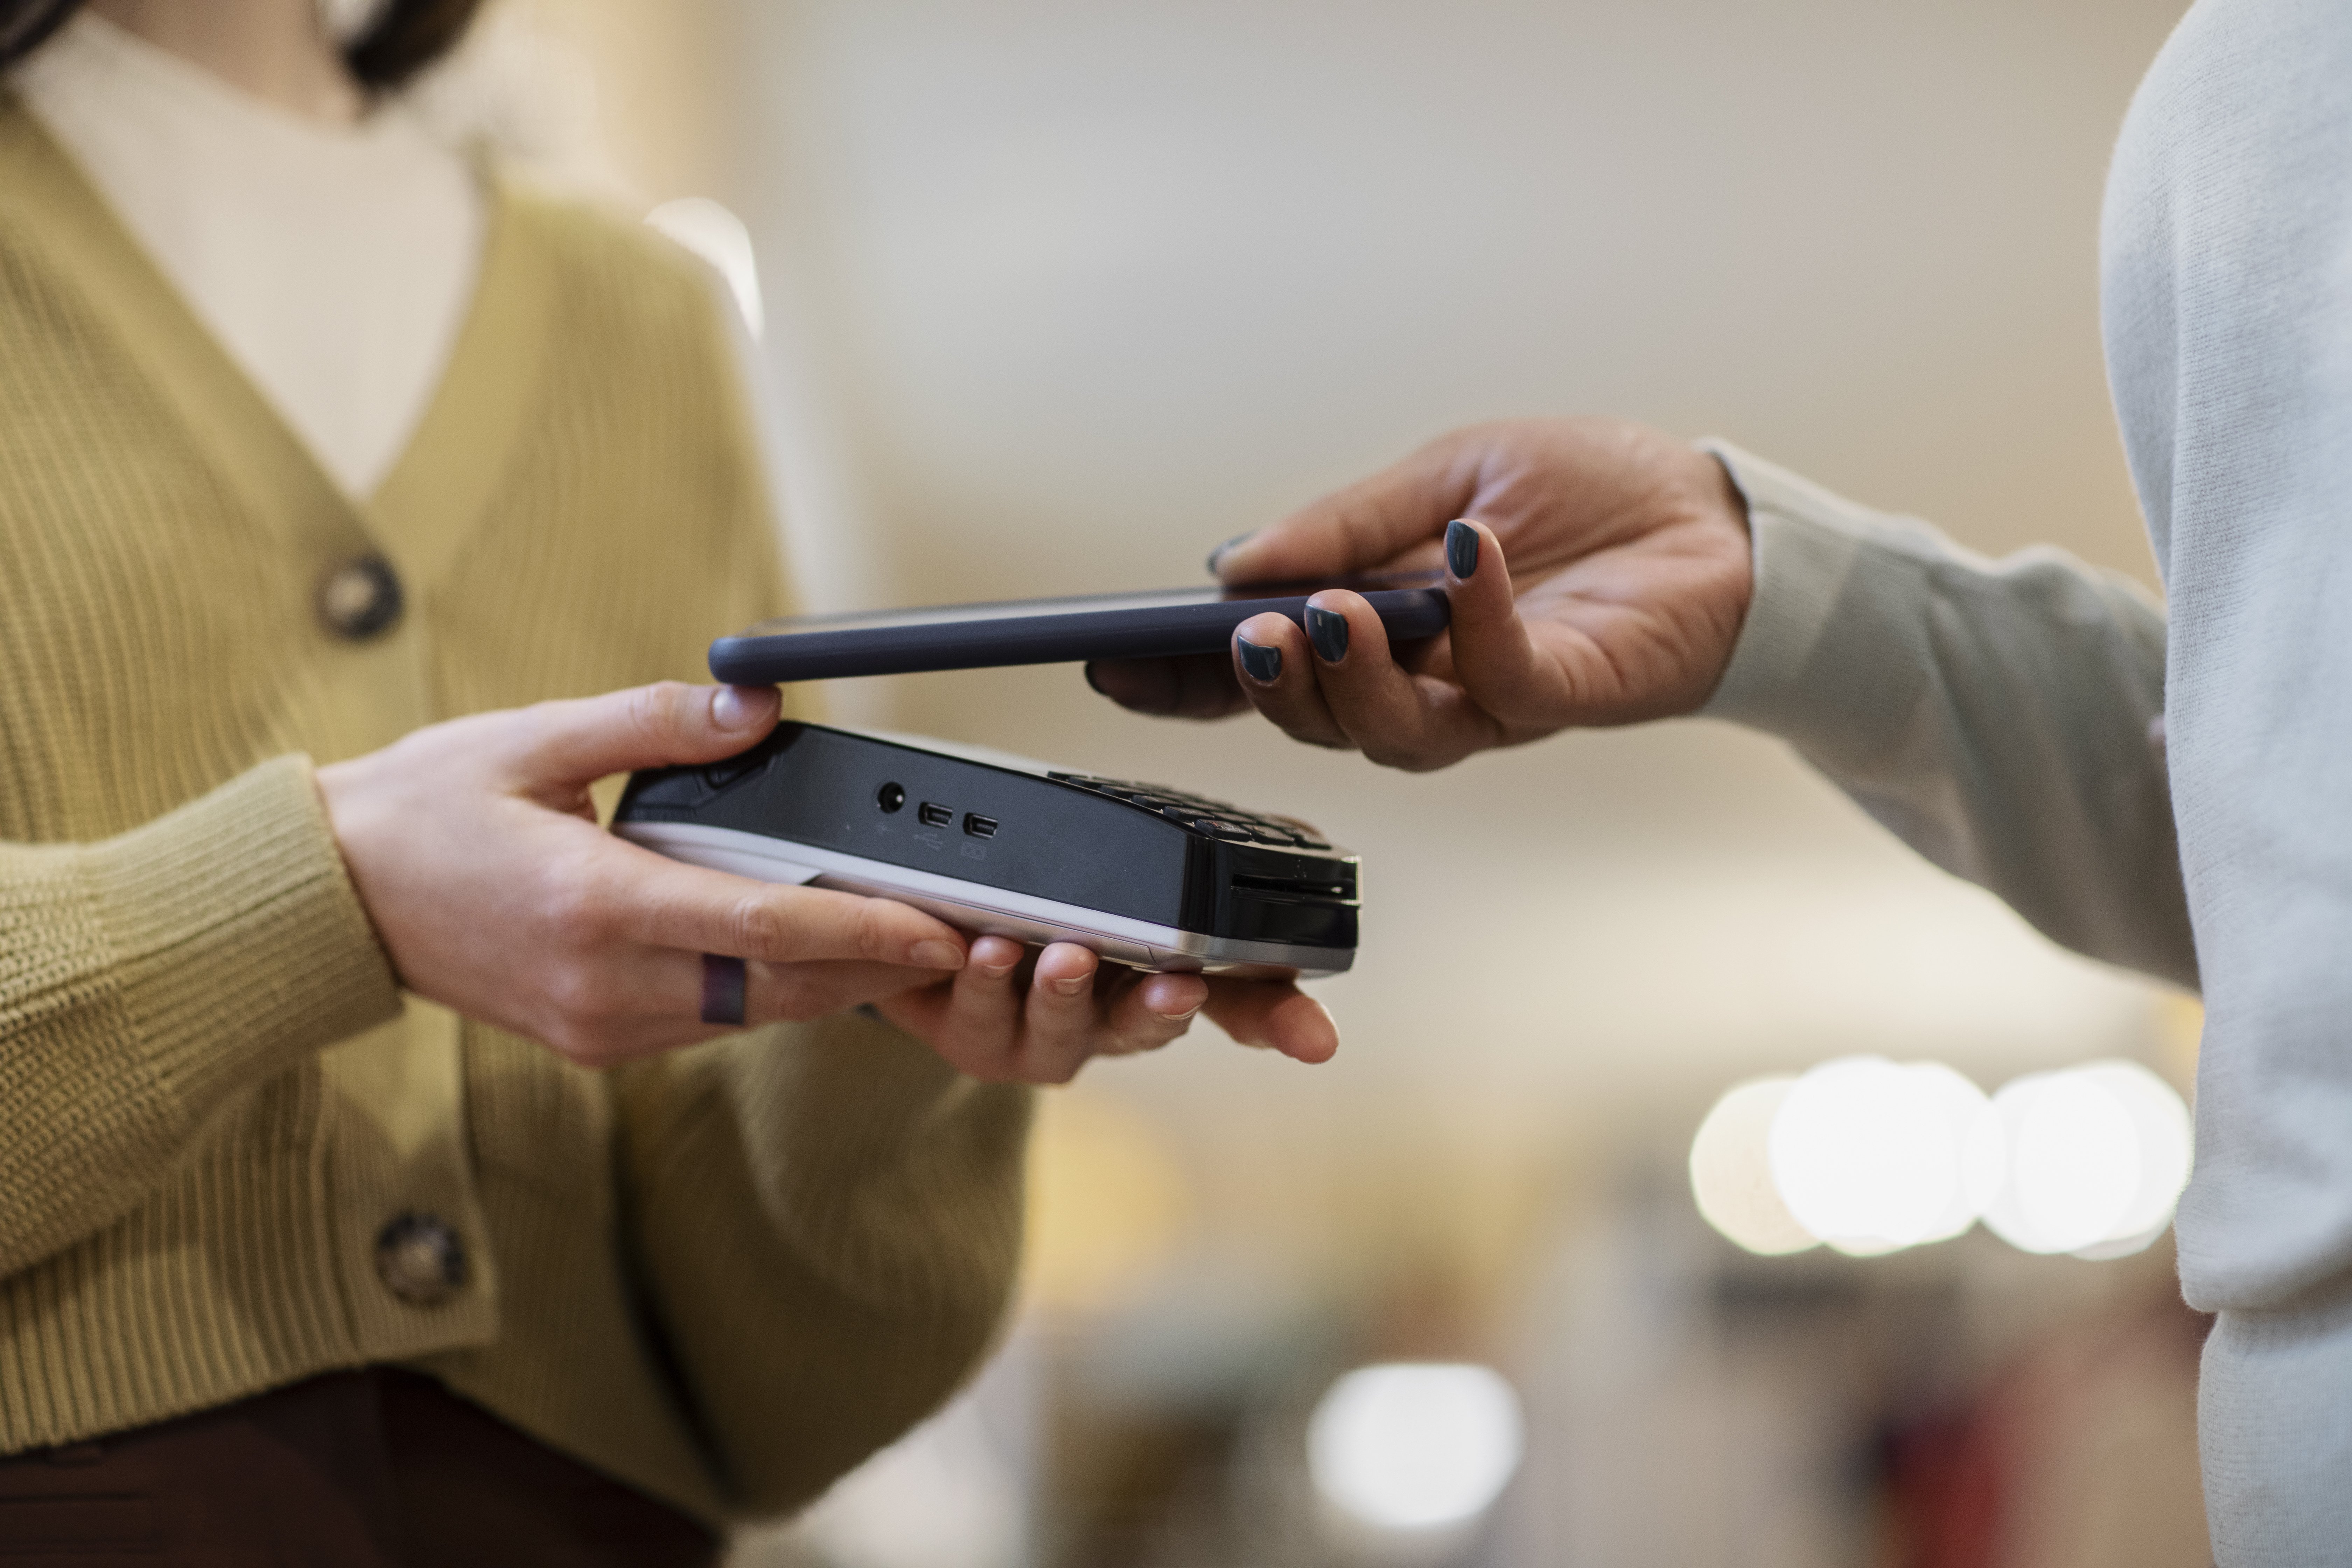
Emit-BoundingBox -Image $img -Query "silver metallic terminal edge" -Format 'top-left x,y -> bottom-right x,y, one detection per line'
616,821 -> 1354,980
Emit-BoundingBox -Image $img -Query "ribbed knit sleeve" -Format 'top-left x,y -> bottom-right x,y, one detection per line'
612,1013 -> 1031,1518
0,756 -> 400,1275
1699,442 -> 2195,990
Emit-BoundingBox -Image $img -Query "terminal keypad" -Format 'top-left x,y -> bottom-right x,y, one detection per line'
1047,773 -> 1333,850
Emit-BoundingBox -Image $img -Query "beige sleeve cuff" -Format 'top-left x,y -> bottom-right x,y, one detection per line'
81,754 -> 402,1109
0,756 -> 400,1279
1696,438 -> 1951,769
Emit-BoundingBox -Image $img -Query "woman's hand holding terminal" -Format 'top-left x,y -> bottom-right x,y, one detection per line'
1088,417 -> 1754,771
875,939 -> 1336,1085
317,682 -> 1337,1080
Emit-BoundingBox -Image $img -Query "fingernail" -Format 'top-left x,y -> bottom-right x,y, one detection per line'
1206,532 -> 1255,575
1155,999 -> 1205,1022
1237,637 -> 1282,684
713,685 -> 769,731
1051,974 -> 1090,997
913,940 -> 965,970
1445,519 -> 1480,581
1306,606 -> 1349,664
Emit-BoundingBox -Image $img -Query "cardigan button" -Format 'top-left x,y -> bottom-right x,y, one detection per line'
373,1213 -> 467,1306
317,555 -> 404,641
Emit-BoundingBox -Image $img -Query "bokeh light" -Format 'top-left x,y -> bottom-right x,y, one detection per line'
1769,1056 -> 1967,1254
1688,1077 -> 1818,1256
1695,1058 -> 2191,1260
1980,1060 -> 2194,1257
1307,1363 -> 1526,1532
1910,1061 -> 2007,1244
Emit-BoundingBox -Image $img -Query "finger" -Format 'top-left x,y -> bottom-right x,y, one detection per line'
515,681 -> 781,788
589,840 -> 967,970
1203,979 -> 1338,1064
923,935 -> 1030,1078
675,955 -> 953,1027
1098,969 -> 1209,1056
1433,519 -> 1563,729
1299,590 -> 1502,771
1213,430 -> 1481,585
1230,612 -> 1351,749
1011,943 -> 1106,1084
588,946 -> 945,1025
518,951 -> 952,1067
1084,655 -> 1250,719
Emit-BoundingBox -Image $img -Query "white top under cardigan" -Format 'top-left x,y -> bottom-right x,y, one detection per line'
11,12 -> 482,502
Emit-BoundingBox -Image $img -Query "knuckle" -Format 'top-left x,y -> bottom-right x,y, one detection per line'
538,868 -> 615,949
624,682 -> 685,752
728,895 -> 790,961
855,901 -> 897,963
540,961 -> 610,1026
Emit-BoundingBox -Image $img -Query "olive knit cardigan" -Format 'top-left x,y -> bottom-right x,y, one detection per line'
0,97 -> 1029,1522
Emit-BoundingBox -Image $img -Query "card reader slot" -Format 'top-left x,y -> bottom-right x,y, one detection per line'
1230,872 -> 1353,901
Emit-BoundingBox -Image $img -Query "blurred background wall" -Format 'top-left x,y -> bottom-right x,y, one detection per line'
460,1 -> 2205,1562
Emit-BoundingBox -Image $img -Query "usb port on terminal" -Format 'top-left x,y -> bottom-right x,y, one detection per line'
917,802 -> 952,829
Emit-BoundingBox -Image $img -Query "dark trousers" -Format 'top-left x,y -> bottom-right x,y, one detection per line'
0,1369 -> 721,1567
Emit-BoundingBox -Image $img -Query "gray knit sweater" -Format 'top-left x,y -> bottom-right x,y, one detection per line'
1704,0 -> 2350,1317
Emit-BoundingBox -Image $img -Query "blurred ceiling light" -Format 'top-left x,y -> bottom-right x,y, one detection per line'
2076,1061 -> 2196,1253
1980,1062 -> 2192,1257
1695,1056 -> 2192,1260
1907,1061 -> 2007,1244
1688,1077 -> 1817,1256
1768,1056 -> 1983,1255
645,197 -> 765,339
1307,1363 -> 1525,1533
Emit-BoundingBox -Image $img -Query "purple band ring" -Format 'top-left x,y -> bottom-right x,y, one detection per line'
700,953 -> 748,1028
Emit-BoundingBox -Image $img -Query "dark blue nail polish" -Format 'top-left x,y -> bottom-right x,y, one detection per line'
1206,532 -> 1256,575
1237,637 -> 1282,683
1446,519 -> 1480,580
1307,606 -> 1349,663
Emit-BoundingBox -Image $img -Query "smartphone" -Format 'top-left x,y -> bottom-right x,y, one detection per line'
707,573 -> 1449,685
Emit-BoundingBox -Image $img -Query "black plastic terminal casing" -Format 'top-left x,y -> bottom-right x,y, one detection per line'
614,723 -> 1359,950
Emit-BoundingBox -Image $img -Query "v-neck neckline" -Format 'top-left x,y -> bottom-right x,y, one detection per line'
0,92 -> 551,593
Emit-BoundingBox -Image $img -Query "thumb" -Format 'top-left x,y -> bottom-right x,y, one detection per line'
516,681 -> 782,785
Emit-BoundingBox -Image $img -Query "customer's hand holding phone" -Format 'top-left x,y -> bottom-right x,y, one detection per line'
1088,417 -> 1754,770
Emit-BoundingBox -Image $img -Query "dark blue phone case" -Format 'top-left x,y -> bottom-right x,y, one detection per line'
708,582 -> 1452,684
